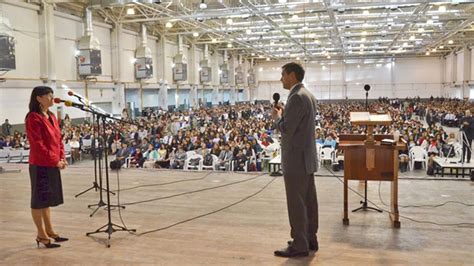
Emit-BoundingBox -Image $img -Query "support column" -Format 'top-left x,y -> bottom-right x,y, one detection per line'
158,83 -> 168,110
229,54 -> 236,105
212,50 -> 220,105
111,23 -> 125,114
189,41 -> 197,85
38,1 -> 56,81
462,46 -> 471,99
440,56 -> 446,97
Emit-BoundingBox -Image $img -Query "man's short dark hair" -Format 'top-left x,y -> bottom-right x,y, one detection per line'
282,62 -> 305,82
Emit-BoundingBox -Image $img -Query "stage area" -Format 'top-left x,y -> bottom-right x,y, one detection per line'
0,161 -> 473,265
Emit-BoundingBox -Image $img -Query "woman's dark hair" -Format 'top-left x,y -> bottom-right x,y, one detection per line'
26,86 -> 53,118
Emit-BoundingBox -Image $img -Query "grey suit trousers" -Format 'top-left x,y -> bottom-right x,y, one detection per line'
283,172 -> 318,252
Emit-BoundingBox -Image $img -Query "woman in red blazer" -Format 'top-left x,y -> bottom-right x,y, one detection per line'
25,86 -> 68,248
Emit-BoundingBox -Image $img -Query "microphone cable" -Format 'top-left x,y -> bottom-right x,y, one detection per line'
377,181 -> 474,208
120,172 -> 268,206
315,172 -> 471,182
323,165 -> 474,227
113,171 -> 276,236
136,175 -> 278,236
111,171 -> 214,192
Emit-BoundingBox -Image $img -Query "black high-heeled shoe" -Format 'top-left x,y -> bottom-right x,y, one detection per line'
49,234 -> 69,242
36,237 -> 61,248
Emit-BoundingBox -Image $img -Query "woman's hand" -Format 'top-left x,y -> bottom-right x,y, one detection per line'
57,159 -> 68,170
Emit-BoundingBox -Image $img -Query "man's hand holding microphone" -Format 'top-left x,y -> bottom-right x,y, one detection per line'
272,93 -> 284,120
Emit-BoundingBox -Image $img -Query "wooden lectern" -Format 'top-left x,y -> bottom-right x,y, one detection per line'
338,112 -> 405,228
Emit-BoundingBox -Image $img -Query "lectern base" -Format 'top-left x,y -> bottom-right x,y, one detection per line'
342,218 -> 349,225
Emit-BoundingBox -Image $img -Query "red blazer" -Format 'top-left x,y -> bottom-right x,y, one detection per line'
26,112 -> 64,167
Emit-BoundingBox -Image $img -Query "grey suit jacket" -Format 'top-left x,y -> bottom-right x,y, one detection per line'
275,84 -> 318,175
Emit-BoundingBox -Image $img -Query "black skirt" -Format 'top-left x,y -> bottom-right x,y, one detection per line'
29,165 -> 64,209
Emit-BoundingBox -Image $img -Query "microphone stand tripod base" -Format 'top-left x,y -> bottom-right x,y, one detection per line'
86,222 -> 136,248
75,181 -> 115,198
352,201 -> 383,213
88,200 -> 107,217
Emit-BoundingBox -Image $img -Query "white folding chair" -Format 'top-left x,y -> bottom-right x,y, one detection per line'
64,143 -> 72,164
7,149 -> 23,163
0,149 -> 9,163
21,149 -> 30,163
409,146 -> 428,170
319,147 -> 335,166
202,154 -> 218,171
184,154 -> 203,171
82,138 -> 92,153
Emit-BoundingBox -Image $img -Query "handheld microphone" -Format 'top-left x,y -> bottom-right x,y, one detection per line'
272,93 -> 280,108
54,98 -> 86,109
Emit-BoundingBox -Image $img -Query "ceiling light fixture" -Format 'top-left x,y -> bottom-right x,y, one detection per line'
127,7 -> 135,15
438,6 -> 446,12
448,40 -> 453,44
439,45 -> 444,49
226,18 -> 233,25
246,29 -> 251,34
193,32 -> 199,37
425,51 -> 430,55
227,43 -> 233,48
409,35 -> 415,41
165,22 -> 173,28
199,0 -> 207,9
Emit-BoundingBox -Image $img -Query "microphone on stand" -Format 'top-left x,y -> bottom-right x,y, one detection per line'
273,93 -> 280,108
54,98 -> 87,109
67,90 -> 90,106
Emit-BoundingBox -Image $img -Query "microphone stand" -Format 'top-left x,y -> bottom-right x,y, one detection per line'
352,90 -> 382,213
86,114 -> 111,217
75,112 -> 115,206
65,103 -> 135,247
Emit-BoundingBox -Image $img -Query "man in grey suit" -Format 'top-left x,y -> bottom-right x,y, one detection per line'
272,62 -> 319,258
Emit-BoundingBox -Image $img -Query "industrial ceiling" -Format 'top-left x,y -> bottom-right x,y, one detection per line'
52,0 -> 474,62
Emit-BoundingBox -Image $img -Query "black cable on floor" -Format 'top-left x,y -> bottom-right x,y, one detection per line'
316,172 -> 472,181
377,181 -> 474,208
323,165 -> 474,227
112,171 -> 214,192
121,173 -> 268,206
136,175 -> 278,236
115,169 -> 129,232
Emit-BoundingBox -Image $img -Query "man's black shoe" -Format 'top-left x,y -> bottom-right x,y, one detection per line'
274,246 -> 309,258
287,240 -> 319,251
